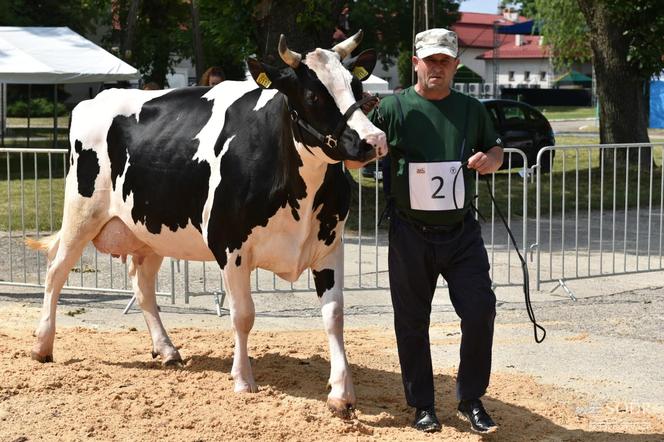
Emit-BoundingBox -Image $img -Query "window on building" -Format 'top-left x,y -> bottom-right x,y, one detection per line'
524,71 -> 531,82
508,71 -> 515,81
540,71 -> 546,81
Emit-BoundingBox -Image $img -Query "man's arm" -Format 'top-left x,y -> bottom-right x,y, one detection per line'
467,145 -> 503,175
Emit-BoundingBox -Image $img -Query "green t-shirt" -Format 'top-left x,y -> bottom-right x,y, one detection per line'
370,87 -> 501,226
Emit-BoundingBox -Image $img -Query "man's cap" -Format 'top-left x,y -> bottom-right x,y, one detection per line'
415,28 -> 458,59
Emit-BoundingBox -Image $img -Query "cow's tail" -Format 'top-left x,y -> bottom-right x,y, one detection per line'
25,232 -> 60,262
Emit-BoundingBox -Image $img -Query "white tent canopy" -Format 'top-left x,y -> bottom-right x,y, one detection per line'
0,26 -> 139,84
363,74 -> 390,95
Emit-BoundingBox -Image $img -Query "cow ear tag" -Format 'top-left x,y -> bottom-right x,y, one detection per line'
352,66 -> 369,80
256,72 -> 272,88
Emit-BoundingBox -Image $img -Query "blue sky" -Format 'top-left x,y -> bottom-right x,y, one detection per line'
458,0 -> 501,14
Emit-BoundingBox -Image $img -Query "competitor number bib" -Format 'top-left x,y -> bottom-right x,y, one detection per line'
408,161 -> 465,211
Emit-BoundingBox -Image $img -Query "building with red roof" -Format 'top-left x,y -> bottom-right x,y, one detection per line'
452,9 -> 557,96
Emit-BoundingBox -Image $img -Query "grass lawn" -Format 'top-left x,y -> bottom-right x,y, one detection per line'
1,134 -> 661,233
537,106 -> 596,120
344,134 -> 662,232
6,116 -> 70,128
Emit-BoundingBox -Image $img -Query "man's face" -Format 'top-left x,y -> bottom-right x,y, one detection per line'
412,53 -> 459,95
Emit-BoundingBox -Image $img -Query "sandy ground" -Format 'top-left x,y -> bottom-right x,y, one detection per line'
1,288 -> 663,442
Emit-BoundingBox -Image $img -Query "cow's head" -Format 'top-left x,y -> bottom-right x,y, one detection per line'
247,31 -> 387,164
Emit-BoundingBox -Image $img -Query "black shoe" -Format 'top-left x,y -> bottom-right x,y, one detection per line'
457,399 -> 498,433
413,406 -> 441,433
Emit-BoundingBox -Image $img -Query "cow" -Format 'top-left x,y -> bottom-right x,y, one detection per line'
26,31 -> 387,417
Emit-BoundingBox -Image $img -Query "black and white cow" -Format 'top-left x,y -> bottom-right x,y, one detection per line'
27,31 -> 386,416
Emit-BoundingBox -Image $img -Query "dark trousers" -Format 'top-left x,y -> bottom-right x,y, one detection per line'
388,212 -> 496,408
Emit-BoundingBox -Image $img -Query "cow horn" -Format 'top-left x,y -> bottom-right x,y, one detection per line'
332,29 -> 364,60
278,34 -> 301,69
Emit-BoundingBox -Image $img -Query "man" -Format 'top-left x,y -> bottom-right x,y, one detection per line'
369,28 -> 503,433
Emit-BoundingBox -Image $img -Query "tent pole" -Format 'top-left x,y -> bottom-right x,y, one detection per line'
53,85 -> 58,148
1,83 -> 4,147
412,0 -> 416,86
27,84 -> 31,149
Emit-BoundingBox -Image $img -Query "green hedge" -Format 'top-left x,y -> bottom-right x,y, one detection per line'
7,98 -> 68,117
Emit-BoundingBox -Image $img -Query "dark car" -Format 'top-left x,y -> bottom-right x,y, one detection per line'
361,98 -> 555,179
481,99 -> 556,173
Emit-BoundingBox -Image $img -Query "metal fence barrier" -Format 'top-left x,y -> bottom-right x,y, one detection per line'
1,147 -> 532,307
534,143 -> 664,298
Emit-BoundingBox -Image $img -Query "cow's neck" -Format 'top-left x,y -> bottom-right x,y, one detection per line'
275,98 -> 340,211
294,141 -> 331,194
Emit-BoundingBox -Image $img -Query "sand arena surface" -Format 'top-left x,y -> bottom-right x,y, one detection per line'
0,299 -> 663,441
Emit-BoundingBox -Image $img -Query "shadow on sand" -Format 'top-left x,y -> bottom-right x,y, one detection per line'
104,351 -> 663,441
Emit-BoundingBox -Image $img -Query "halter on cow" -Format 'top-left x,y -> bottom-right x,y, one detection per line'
26,31 -> 386,418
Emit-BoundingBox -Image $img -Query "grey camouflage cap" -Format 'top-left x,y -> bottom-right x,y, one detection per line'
415,28 -> 458,59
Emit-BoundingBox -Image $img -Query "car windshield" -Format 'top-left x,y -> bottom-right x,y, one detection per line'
502,104 -> 528,122
526,108 -> 546,123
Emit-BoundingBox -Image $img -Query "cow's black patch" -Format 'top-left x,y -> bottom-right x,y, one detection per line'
207,90 -> 307,269
235,255 -> 241,267
313,269 -> 335,298
312,164 -> 350,245
106,88 -> 213,234
74,139 -> 99,198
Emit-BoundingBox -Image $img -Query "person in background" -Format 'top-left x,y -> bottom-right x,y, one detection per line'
142,81 -> 161,90
338,4 -> 350,34
367,28 -> 503,434
199,66 -> 225,87
332,26 -> 348,43
333,4 -> 351,43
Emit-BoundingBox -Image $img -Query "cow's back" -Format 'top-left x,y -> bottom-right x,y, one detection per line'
68,87 -> 219,260
103,87 -> 215,236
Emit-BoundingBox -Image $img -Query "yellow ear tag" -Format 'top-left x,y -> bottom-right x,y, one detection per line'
256,72 -> 272,88
353,66 -> 369,80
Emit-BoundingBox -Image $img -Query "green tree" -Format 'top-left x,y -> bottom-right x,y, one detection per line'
532,0 -> 591,69
533,0 -> 664,156
107,0 -> 192,87
194,0 -> 459,84
0,0 -> 107,35
351,0 -> 460,87
195,0 -> 346,80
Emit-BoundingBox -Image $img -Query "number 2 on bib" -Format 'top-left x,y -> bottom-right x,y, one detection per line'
408,161 -> 465,211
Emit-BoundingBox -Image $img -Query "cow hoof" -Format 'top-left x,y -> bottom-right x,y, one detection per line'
327,397 -> 355,420
31,351 -> 53,363
234,382 -> 258,393
162,356 -> 184,368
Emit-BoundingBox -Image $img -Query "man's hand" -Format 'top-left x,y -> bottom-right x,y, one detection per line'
467,146 -> 503,175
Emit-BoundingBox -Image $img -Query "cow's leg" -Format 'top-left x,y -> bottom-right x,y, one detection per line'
129,253 -> 182,366
313,245 -> 356,418
32,202 -> 107,362
223,264 -> 257,393
32,235 -> 90,362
